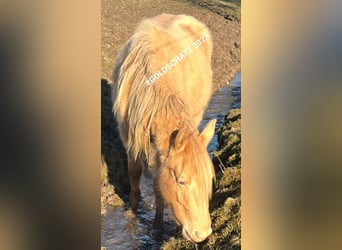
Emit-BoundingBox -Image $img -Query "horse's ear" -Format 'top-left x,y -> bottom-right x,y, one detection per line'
199,119 -> 216,147
170,128 -> 189,153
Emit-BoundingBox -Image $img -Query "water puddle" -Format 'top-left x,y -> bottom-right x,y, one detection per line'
101,72 -> 241,249
101,170 -> 177,250
200,71 -> 241,154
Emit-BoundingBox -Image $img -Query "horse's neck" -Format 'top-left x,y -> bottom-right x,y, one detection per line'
149,113 -> 197,161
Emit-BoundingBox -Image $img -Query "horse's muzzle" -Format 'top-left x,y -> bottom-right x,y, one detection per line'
183,227 -> 212,242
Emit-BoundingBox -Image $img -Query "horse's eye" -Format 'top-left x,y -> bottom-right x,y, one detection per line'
177,180 -> 186,187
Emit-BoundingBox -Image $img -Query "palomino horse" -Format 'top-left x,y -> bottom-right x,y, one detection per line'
112,14 -> 216,242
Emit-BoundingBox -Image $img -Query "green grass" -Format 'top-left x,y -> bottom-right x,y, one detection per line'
184,0 -> 241,20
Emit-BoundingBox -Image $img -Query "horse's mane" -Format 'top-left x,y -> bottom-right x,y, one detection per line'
113,18 -> 198,160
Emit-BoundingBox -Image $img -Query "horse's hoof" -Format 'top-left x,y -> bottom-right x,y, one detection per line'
125,208 -> 137,218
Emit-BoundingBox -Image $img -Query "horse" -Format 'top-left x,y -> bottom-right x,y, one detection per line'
112,13 -> 216,242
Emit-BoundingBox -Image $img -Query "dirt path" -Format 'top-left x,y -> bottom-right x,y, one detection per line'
101,0 -> 241,91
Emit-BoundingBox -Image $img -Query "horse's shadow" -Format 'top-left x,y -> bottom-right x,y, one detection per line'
101,78 -> 129,200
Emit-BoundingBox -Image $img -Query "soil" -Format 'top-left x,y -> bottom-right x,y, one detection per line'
101,0 -> 241,248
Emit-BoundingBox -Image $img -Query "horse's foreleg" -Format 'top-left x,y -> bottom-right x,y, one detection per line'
128,156 -> 142,210
153,182 -> 164,229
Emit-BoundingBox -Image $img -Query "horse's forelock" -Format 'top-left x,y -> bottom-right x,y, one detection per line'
181,135 -> 214,199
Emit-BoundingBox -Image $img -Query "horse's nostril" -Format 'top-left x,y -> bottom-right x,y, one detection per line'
193,228 -> 212,242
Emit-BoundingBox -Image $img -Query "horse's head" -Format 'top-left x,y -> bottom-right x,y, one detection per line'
157,119 -> 216,242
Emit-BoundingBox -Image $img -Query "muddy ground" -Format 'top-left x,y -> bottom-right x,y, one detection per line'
101,0 -> 241,248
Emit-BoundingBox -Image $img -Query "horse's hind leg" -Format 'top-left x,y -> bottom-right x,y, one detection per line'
128,156 -> 143,210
